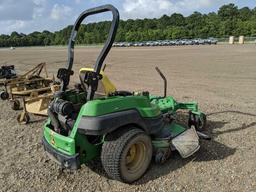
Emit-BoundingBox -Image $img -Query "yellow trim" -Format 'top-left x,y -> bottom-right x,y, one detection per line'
79,68 -> 116,95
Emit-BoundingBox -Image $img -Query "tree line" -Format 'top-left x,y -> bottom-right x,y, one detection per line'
0,3 -> 256,47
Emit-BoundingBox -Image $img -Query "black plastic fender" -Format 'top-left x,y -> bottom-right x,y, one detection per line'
77,109 -> 164,136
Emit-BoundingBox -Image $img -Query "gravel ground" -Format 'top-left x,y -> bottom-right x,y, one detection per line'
0,45 -> 255,192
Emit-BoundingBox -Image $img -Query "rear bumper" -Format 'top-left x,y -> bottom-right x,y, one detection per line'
42,137 -> 80,170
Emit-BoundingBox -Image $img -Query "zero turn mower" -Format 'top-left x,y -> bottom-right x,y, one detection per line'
42,5 -> 210,183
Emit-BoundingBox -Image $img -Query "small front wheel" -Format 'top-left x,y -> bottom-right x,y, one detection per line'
17,112 -> 30,124
101,128 -> 152,183
188,112 -> 207,131
0,91 -> 9,100
11,100 -> 20,110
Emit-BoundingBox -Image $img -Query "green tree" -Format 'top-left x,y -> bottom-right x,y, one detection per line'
218,4 -> 239,20
0,3 -> 255,47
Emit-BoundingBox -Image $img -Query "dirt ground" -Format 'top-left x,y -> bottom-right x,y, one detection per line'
0,45 -> 255,192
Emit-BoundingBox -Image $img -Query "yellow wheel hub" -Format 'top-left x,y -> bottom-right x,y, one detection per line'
125,142 -> 146,172
126,144 -> 137,164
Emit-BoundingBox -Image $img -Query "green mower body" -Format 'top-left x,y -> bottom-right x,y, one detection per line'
43,92 -> 204,169
42,4 -> 209,183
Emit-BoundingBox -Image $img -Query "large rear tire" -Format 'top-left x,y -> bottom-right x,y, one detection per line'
101,128 -> 152,183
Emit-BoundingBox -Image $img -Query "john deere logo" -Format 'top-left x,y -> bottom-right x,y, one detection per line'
50,130 -> 55,145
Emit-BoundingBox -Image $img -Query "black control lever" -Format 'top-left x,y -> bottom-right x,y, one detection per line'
155,67 -> 167,98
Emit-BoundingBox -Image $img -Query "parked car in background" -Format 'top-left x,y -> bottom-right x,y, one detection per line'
113,38 -> 218,47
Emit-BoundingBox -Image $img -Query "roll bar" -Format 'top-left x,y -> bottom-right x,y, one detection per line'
57,4 -> 119,97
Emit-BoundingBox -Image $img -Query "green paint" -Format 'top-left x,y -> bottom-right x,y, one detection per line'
152,122 -> 186,148
80,95 -> 161,117
167,123 -> 187,137
43,121 -> 76,155
43,91 -> 203,165
151,96 -> 199,114
75,134 -> 101,163
63,90 -> 87,104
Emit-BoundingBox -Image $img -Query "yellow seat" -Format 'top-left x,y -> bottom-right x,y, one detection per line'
79,68 -> 116,95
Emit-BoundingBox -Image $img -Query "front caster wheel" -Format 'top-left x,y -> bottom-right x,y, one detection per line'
17,112 -> 30,124
154,148 -> 172,164
101,128 -> 152,183
188,112 -> 207,131
11,100 -> 20,110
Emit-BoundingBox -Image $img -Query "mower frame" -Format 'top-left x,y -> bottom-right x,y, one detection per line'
42,4 -> 209,183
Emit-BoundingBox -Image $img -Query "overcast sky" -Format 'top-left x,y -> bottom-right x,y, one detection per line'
0,0 -> 255,35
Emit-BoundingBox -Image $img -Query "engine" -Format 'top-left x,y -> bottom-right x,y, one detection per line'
51,99 -> 74,116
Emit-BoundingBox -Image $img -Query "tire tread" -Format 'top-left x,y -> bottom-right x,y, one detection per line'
101,128 -> 145,183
